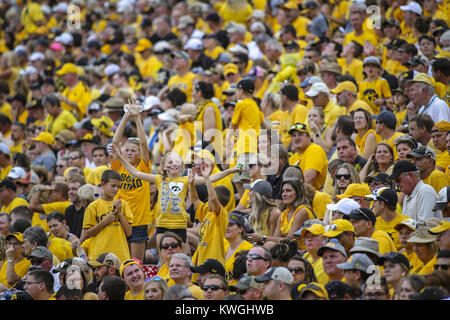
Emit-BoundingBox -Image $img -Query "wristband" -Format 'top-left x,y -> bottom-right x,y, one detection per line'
262,236 -> 267,243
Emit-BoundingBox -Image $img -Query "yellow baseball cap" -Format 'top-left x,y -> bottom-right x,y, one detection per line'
5,232 -> 24,243
336,184 -> 371,200
323,219 -> 355,238
300,223 -> 325,238
330,81 -> 357,94
428,220 -> 450,234
56,63 -> 79,76
298,282 -> 329,299
407,72 -> 435,87
135,38 -> 152,52
92,116 -> 115,137
32,131 -> 55,145
283,2 -> 299,10
224,63 -> 238,75
432,121 -> 450,132
288,122 -> 310,135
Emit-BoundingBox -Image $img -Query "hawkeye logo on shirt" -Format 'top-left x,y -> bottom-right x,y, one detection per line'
120,173 -> 143,190
363,89 -> 379,102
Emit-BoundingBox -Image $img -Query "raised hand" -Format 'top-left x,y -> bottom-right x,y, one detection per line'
127,98 -> 141,116
200,162 -> 213,178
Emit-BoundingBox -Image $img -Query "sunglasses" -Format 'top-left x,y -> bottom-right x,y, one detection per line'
434,264 -> 449,271
94,193 -> 102,197
145,276 -> 163,282
288,267 -> 305,274
365,291 -> 386,297
160,243 -> 179,250
248,164 -> 258,169
335,174 -> 351,180
69,156 -> 80,160
202,285 -> 223,291
247,254 -> 268,261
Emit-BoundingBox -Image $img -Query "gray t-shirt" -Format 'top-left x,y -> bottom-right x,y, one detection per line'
33,151 -> 56,173
310,14 -> 329,38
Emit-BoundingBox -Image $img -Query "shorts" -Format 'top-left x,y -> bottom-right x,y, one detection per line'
128,225 -> 149,243
156,227 -> 187,243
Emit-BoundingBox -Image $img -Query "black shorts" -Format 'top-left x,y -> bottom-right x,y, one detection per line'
128,225 -> 149,243
156,227 -> 187,243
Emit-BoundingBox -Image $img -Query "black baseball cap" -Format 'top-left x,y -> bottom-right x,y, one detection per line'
384,38 -> 407,49
366,187 -> 398,207
371,111 -> 397,129
237,78 -> 255,94
0,179 -> 17,192
325,280 -> 352,300
190,259 -> 225,277
388,160 -> 418,181
377,252 -> 410,270
205,12 -> 220,23
364,172 -> 392,186
9,93 -> 27,106
27,98 -> 43,109
229,211 -> 246,227
346,208 -> 377,226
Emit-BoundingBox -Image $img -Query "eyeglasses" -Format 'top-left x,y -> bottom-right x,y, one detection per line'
365,291 -> 386,297
247,254 -> 268,261
288,267 -> 305,274
202,285 -> 223,291
160,243 -> 179,250
304,55 -> 313,59
434,264 -> 450,271
56,164 -> 65,169
94,193 -> 102,197
25,281 -> 43,286
69,156 -> 80,160
335,174 -> 351,180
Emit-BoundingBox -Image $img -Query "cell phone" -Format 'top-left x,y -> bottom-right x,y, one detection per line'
187,168 -> 192,176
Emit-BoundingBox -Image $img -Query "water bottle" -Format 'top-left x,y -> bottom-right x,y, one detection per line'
76,247 -> 88,260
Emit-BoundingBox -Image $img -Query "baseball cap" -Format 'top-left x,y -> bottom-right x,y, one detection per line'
184,38 -> 203,51
237,78 -> 255,93
336,253 -> 373,272
228,212 -> 246,227
384,38 -> 407,49
178,15 -> 195,30
288,123 -> 310,136
371,110 -> 397,129
32,131 -> 55,145
298,76 -> 323,88
406,146 -> 436,161
365,187 -> 398,207
305,82 -> 330,97
410,287 -> 449,300
7,167 -> 27,180
190,259 -> 225,277
377,252 -> 410,270
335,183 -> 371,200
349,236 -> 381,258
434,186 -> 450,211
0,143 -> 10,156
229,44 -> 248,55
407,72 -> 434,87
407,226 -> 437,244
346,208 -> 377,226
227,23 -> 247,35
205,12 -> 220,23
87,252 -> 121,270
295,282 -> 329,299
87,101 -> 102,112
0,179 -> 17,192
363,56 -> 381,67
318,238 -> 347,257
406,55 -> 429,67
254,267 -> 294,285
297,223 -> 325,238
433,121 -> 450,133
428,220 -> 450,234
55,32 -> 74,45
394,218 -> 418,232
29,246 -> 53,260
230,274 -> 262,291
382,18 -> 401,29
388,160 -> 418,181
104,64 -> 120,77
400,1 -> 422,15
5,232 -> 24,243
27,98 -> 43,109
143,96 -> 161,111
325,281 -> 352,300
153,41 -> 172,54
56,63 -> 78,76
135,38 -> 152,52
323,220 -> 355,239
172,51 -> 190,62
330,81 -> 357,94
243,179 -> 272,198
326,198 -> 360,215
29,52 -> 45,62
223,63 -> 238,75
364,172 -> 392,186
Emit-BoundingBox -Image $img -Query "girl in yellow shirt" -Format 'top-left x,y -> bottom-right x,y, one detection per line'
352,108 -> 381,159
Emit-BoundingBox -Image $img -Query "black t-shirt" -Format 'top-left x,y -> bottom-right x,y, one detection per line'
64,204 -> 85,238
266,164 -> 291,200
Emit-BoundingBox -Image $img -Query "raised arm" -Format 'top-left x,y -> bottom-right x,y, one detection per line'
201,163 -> 222,215
111,110 -> 131,161
188,169 -> 201,209
193,165 -> 241,185
128,99 -> 150,164
111,144 -> 156,183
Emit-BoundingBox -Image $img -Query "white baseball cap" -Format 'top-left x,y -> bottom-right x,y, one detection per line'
29,52 -> 45,62
55,32 -> 74,45
400,1 -> 422,15
7,167 -> 27,180
326,198 -> 360,215
104,64 -> 120,77
305,82 -> 330,97
143,96 -> 161,111
184,38 -> 203,51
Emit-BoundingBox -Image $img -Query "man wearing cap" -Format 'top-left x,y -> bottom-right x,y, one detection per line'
331,81 -> 372,115
0,232 -> 30,290
347,208 -> 396,254
56,63 -> 92,119
28,245 -> 61,293
305,82 -> 342,128
254,266 -> 293,300
86,252 -> 121,294
318,239 -> 348,283
30,131 -> 56,179
190,259 -> 226,289
399,1 -> 422,43
407,226 -> 439,275
407,146 -> 450,194
323,219 -> 356,256
223,63 -> 240,85
336,253 -> 374,294
178,15 -> 204,44
429,219 -> 450,250
385,39 -> 409,76
42,93 -> 78,136
278,84 -> 308,147
325,197 -> 361,224
408,73 -> 450,123
0,178 -> 29,214
288,123 -> 328,190
319,62 -> 341,91
369,187 -> 409,251
299,222 -> 328,285
374,111 -> 404,160
0,142 -> 11,180
229,274 -> 263,300
390,160 -> 441,223
167,51 -> 199,103
431,121 -> 450,172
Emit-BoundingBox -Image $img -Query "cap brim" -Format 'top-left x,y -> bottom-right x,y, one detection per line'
253,274 -> 271,283
229,283 -> 250,291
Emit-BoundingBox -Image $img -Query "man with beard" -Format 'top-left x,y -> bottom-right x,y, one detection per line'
86,252 -> 121,294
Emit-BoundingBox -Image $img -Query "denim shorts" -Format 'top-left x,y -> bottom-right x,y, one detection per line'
156,227 -> 187,243
128,225 -> 149,243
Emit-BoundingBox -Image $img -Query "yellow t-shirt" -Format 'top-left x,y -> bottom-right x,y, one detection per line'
411,255 -> 438,275
1,197 -> 28,214
358,78 -> 392,115
45,110 -> 78,136
402,249 -> 422,272
167,72 -> 200,103
43,201 -> 72,216
224,239 -> 253,285
303,252 -> 328,286
279,104 -> 308,147
0,165 -> 12,180
267,109 -> 285,131
354,129 -> 381,157
371,230 -> 397,255
173,122 -> 195,163
48,237 -> 74,263
21,2 -> 44,34
187,283 -> 204,300
83,198 -> 134,262
124,289 -> 145,300
280,205 -> 314,237
191,201 -> 229,267
375,213 -> 410,251
436,151 -> 450,171
339,57 -> 364,84
60,81 -> 92,119
312,191 -> 333,220
85,165 -> 110,186
423,169 -> 450,194
231,98 -> 264,156
9,140 -> 26,156
289,142 -> 328,190
156,263 -> 175,287
111,157 -> 152,227
135,54 -> 162,79
0,259 -> 31,288
217,2 -> 253,25
32,212 -> 50,232
154,175 -> 189,230
322,100 -> 343,128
